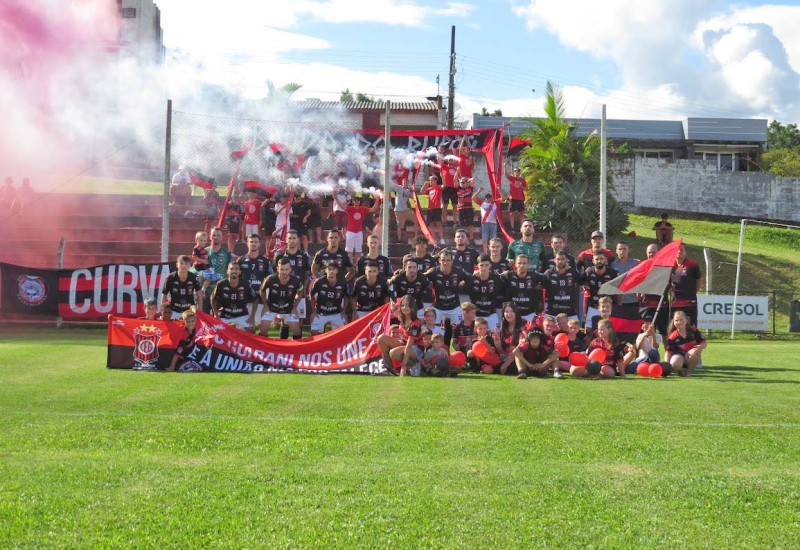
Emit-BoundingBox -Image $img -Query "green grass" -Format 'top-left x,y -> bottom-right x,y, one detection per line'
2,328 -> 800,547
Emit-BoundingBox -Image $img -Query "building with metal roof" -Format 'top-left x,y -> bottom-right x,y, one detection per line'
294,99 -> 444,131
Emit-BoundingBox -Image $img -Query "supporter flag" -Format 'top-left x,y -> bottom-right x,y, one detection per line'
599,239 -> 682,296
243,180 -> 279,196
0,263 -> 59,316
609,304 -> 644,345
107,316 -> 188,370
508,138 -> 531,156
186,169 -> 215,190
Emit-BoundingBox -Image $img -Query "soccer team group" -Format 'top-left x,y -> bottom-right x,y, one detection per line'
156,144 -> 706,378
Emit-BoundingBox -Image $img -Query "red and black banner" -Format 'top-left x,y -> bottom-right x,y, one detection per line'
107,305 -> 393,374
186,168 -> 215,190
107,316 -> 188,370
610,304 -> 645,346
1,262 -> 171,319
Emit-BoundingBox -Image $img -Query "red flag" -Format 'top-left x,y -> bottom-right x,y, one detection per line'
508,138 -> 531,156
186,169 -> 215,190
599,239 -> 682,295
243,180 -> 278,196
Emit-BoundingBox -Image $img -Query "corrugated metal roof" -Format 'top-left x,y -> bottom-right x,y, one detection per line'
472,114 -> 767,143
295,100 -> 438,112
685,118 -> 767,143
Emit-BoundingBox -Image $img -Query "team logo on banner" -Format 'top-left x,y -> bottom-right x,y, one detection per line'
133,324 -> 162,370
16,275 -> 47,307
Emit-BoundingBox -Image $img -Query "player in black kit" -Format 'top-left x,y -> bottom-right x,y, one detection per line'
356,234 -> 393,279
468,254 -> 505,329
425,249 -> 469,324
311,230 -> 355,280
351,262 -> 390,319
389,255 -> 431,315
160,255 -> 203,319
237,234 -> 271,317
309,261 -> 349,334
543,249 -> 581,319
210,263 -> 258,330
451,228 -> 480,274
502,254 -> 545,324
259,258 -> 304,339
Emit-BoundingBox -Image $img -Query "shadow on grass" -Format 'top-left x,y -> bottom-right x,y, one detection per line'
695,365 -> 800,385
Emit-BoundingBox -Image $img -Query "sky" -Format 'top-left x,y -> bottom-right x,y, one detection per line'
1,0 -> 799,182
156,0 -> 800,123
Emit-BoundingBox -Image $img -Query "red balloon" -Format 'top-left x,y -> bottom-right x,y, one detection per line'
449,351 -> 466,367
636,362 -> 651,376
569,352 -> 588,367
471,340 -> 488,359
588,348 -> 607,363
648,362 -> 663,378
482,352 -> 501,367
554,333 -> 569,345
555,342 -> 570,357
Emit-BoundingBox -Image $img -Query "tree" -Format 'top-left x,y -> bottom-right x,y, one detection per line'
264,80 -> 302,103
517,81 -> 628,238
767,120 -> 800,151
480,107 -> 503,117
340,88 -> 354,102
761,147 -> 800,177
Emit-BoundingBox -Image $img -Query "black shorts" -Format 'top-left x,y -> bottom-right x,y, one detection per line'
458,208 -> 474,226
442,187 -> 457,208
510,199 -> 525,212
228,219 -> 240,234
294,223 -> 309,236
427,208 -> 442,223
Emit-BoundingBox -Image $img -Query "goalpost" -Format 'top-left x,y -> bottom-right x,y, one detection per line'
732,218 -> 800,339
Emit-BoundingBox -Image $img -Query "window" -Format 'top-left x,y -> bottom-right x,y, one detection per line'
122,7 -> 136,18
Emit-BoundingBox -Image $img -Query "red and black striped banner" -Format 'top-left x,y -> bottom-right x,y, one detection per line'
1,262 -> 171,319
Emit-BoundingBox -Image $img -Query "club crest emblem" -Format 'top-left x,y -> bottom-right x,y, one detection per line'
16,275 -> 47,307
133,324 -> 162,369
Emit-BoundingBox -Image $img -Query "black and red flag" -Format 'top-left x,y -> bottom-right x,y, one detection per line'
107,315 -> 188,370
186,169 -> 215,190
508,138 -> 531,156
609,304 -> 644,345
243,180 -> 279,197
599,239 -> 683,296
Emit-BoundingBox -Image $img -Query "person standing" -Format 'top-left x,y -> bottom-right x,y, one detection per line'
309,262 -> 349,335
351,262 -> 391,319
311,230 -> 355,281
242,192 -> 262,240
391,177 -> 418,243
576,231 -> 614,273
671,243 -> 702,325
611,241 -> 640,306
506,167 -> 527,232
506,219 -> 546,272
580,251 -> 618,329
160,255 -> 203,320
638,243 -> 670,337
420,175 -> 444,245
259,258 -> 304,339
502,254 -> 545,325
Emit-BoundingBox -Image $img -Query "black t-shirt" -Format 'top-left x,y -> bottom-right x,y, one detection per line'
351,276 -> 390,312
161,271 -> 200,313
453,247 -> 480,274
357,254 -> 393,280
312,247 -> 353,272
211,279 -> 256,318
310,277 -> 349,315
452,320 -> 477,353
427,267 -> 469,310
388,272 -> 430,306
273,249 -> 311,283
581,266 -> 619,309
261,273 -> 303,314
489,258 -> 511,276
502,270 -> 545,316
411,254 -> 436,272
175,329 -> 197,360
543,267 -> 581,316
237,254 -> 271,293
468,273 -> 505,316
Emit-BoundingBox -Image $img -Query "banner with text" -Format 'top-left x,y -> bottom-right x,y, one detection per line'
107,304 -> 392,374
1,262 -> 171,319
697,295 -> 769,331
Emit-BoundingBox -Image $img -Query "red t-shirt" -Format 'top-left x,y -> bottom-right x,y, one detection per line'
456,186 -> 475,210
244,199 -> 261,224
440,160 -> 459,188
346,206 -> 371,233
393,164 -> 409,185
428,186 -> 443,209
508,176 -> 526,201
458,154 -> 473,178
399,319 -> 423,346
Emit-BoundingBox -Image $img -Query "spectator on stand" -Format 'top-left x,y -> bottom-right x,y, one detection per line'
243,192 -> 262,240
506,167 -> 527,232
391,177 -> 418,243
332,181 -> 351,234
342,194 -> 381,264
202,187 -> 221,235
476,191 -> 499,253
455,176 -> 478,242
420,174 -> 444,245
653,212 -> 675,246
170,165 -> 192,214
290,190 -> 312,251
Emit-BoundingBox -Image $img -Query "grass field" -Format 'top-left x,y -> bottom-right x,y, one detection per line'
2,328 -> 799,547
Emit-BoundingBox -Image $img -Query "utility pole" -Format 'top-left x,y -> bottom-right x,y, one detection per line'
599,104 -> 607,237
447,26 -> 456,130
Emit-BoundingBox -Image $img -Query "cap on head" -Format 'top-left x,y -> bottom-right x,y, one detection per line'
591,230 -> 604,239
144,297 -> 158,307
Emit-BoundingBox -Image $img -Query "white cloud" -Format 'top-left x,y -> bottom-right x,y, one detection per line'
511,0 -> 800,121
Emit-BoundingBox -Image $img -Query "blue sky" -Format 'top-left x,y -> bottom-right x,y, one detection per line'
157,0 -> 800,122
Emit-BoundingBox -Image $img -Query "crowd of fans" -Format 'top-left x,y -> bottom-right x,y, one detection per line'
147,144 -> 708,377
